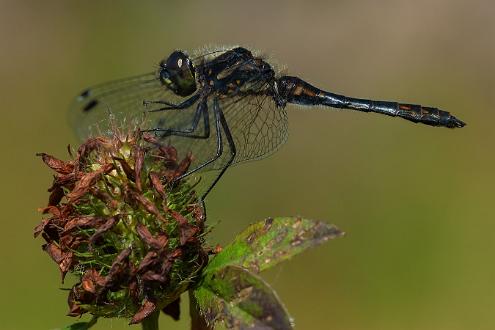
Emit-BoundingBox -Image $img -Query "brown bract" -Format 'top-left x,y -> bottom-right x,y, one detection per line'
35,130 -> 208,323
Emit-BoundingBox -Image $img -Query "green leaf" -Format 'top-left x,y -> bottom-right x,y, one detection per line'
192,265 -> 293,330
206,217 -> 344,274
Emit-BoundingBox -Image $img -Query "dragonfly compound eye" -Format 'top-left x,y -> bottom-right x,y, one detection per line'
159,50 -> 197,97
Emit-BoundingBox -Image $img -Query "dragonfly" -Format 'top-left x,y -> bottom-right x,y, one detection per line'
70,46 -> 465,201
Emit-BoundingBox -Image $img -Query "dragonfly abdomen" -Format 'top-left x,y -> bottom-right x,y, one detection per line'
341,98 -> 465,128
277,76 -> 465,128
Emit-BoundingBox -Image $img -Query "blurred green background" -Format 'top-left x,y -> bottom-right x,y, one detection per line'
1,0 -> 494,329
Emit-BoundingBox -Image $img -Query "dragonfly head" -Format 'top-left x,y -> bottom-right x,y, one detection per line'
159,50 -> 197,97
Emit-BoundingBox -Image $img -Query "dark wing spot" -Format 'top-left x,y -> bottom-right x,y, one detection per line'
79,89 -> 91,98
82,99 -> 99,112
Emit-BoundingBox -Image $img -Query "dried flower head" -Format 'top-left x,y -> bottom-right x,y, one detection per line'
34,129 -> 207,324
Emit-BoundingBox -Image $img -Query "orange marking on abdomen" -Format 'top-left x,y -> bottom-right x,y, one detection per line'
303,88 -> 316,97
293,85 -> 304,96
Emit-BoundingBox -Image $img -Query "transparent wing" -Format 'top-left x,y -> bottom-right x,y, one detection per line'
69,72 -> 200,141
222,87 -> 289,166
165,82 -> 288,172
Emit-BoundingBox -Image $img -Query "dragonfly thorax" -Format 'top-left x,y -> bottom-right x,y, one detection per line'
201,47 -> 276,97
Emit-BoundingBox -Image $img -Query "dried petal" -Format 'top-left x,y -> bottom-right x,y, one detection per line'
130,191 -> 167,222
67,287 -> 85,317
214,244 -> 223,254
105,248 -> 131,289
43,243 -> 74,280
135,224 -> 155,245
37,153 -> 74,174
43,243 -> 63,263
48,185 -> 65,206
63,216 -> 106,233
114,157 -> 135,182
33,218 -> 50,238
137,251 -> 159,273
90,217 -> 117,245
81,269 -> 106,294
59,252 -> 75,279
149,171 -> 167,201
89,186 -> 119,209
157,145 -> 177,162
169,248 -> 183,259
142,132 -> 160,145
130,299 -> 157,325
141,271 -> 167,283
136,224 -> 168,251
134,147 -> 144,191
75,137 -> 105,171
60,234 -> 87,250
38,205 -> 62,217
170,210 -> 199,245
129,280 -> 139,301
154,234 -> 169,250
67,163 -> 114,202
40,221 -> 62,243
189,204 -> 205,225
175,152 -> 193,177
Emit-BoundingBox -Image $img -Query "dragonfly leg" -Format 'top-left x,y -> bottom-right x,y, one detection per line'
145,98 -> 210,139
173,97 -> 225,183
172,97 -> 237,201
144,93 -> 200,112
199,97 -> 237,201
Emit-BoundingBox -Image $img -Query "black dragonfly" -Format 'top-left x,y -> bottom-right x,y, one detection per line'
70,46 -> 465,201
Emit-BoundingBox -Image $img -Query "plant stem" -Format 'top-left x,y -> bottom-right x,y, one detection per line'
189,291 -> 213,330
141,310 -> 160,330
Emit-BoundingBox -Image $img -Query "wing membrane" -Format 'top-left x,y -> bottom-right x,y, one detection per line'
222,88 -> 288,166
69,72 -> 190,140
163,84 -> 288,172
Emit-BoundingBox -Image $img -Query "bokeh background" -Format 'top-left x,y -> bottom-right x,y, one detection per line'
1,0 -> 494,329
